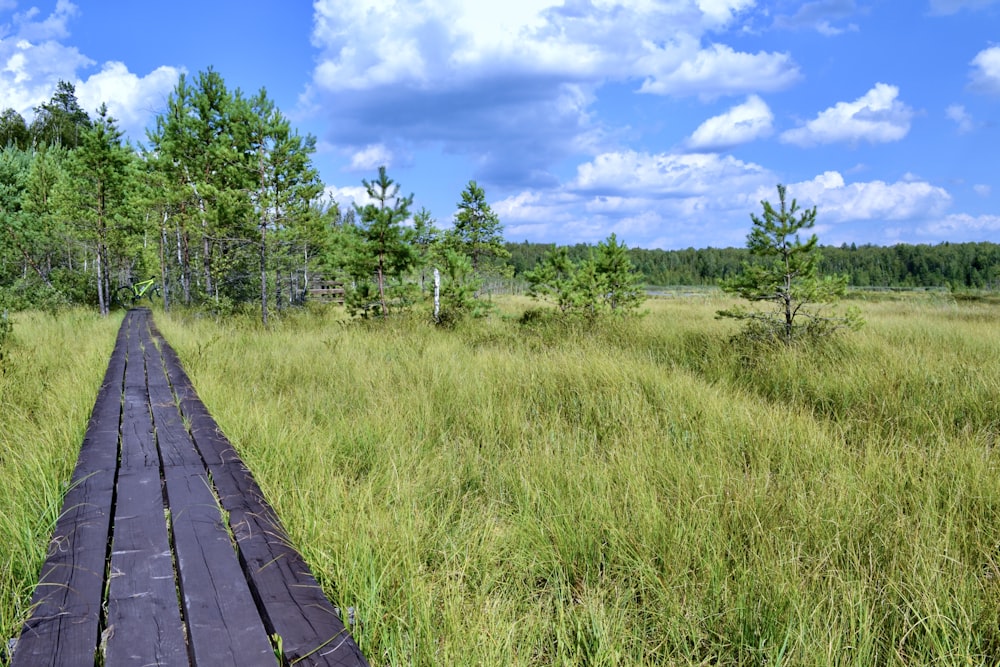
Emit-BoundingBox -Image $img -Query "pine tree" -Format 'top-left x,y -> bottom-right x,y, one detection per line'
57,104 -> 134,315
595,233 -> 645,313
718,184 -> 861,345
346,166 -> 417,317
451,180 -> 510,274
31,81 -> 91,149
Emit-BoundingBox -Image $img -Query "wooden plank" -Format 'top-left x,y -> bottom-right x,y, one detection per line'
143,332 -> 277,665
104,311 -> 187,666
11,312 -> 129,666
103,471 -> 187,666
150,325 -> 369,667
162,467 -> 278,666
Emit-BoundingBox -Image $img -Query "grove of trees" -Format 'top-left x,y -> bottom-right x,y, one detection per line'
3,75 -> 998,331
0,74 -> 546,325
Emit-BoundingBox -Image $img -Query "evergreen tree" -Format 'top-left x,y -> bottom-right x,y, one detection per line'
451,180 -> 510,274
57,104 -> 134,315
595,233 -> 645,313
31,81 -> 91,149
346,166 -> 417,317
718,184 -> 861,345
0,109 -> 30,150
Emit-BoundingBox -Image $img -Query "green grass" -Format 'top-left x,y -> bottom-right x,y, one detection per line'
0,309 -> 121,645
3,297 -> 1000,665
148,296 -> 1000,665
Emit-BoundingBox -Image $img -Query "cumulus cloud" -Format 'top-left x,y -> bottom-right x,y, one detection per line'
757,171 -> 952,222
348,144 -> 395,171
324,184 -> 375,209
969,46 -> 1000,94
11,0 -> 77,41
917,214 -> 1000,241
0,2 -> 178,140
76,62 -> 181,138
306,0 -> 800,184
491,149 -> 968,248
571,150 -> 772,196
945,104 -> 974,133
686,95 -> 773,150
636,42 -> 800,99
780,83 -> 914,146
495,149 -> 778,248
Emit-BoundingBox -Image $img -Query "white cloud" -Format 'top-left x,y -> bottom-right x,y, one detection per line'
970,46 -> 1000,94
76,62 -> 181,138
0,38 -> 93,119
11,0 -> 77,41
945,104 -> 974,133
780,83 -> 914,146
760,171 -> 952,222
974,184 -> 991,197
306,0 -> 800,184
637,42 -> 799,98
686,94 -> 773,149
697,0 -> 756,28
0,4 -> 179,141
918,214 -> 1000,240
495,149 -> 778,248
348,144 -> 394,171
490,151 -> 968,248
324,184 -> 375,209
572,149 -> 772,196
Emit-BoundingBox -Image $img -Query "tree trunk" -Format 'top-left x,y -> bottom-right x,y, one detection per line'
160,213 -> 170,312
260,221 -> 268,326
95,243 -> 106,316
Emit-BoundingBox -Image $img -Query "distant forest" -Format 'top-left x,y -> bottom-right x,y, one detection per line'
506,240 -> 1000,290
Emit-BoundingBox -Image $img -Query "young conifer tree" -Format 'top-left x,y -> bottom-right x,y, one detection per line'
718,184 -> 862,344
347,166 -> 417,317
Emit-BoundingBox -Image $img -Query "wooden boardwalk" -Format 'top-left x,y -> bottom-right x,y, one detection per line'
11,309 -> 368,666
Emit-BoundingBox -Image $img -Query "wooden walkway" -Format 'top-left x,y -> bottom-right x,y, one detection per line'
11,309 -> 369,666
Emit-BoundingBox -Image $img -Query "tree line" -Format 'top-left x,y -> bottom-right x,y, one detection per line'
0,72 -> 537,323
506,240 -> 1000,290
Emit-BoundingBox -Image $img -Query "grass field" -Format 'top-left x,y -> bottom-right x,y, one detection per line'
3,295 -> 1000,665
0,310 -> 121,650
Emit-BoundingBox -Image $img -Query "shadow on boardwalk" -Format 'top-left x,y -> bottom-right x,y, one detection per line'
11,309 -> 368,667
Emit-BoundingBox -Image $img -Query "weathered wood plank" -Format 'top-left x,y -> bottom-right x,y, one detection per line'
10,312 -> 129,666
151,325 -> 369,666
103,471 -> 187,666
104,311 -> 187,666
144,332 -> 277,665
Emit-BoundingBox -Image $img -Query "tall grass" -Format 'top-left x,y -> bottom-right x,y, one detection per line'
0,310 -> 120,646
152,296 -> 1000,665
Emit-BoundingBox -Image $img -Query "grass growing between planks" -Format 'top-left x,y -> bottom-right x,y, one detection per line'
153,296 -> 1000,665
0,310 -> 121,646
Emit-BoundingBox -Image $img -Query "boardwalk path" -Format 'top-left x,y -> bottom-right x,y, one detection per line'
12,309 -> 368,666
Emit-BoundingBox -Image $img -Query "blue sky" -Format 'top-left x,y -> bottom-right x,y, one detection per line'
1,0 -> 998,249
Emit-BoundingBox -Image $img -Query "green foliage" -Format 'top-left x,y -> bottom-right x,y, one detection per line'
30,81 -> 91,149
507,239 -> 1000,290
344,166 -> 418,318
449,180 -> 510,274
434,248 -> 487,326
0,109 -> 30,150
56,104 -> 136,315
718,184 -> 862,345
527,234 -> 645,318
